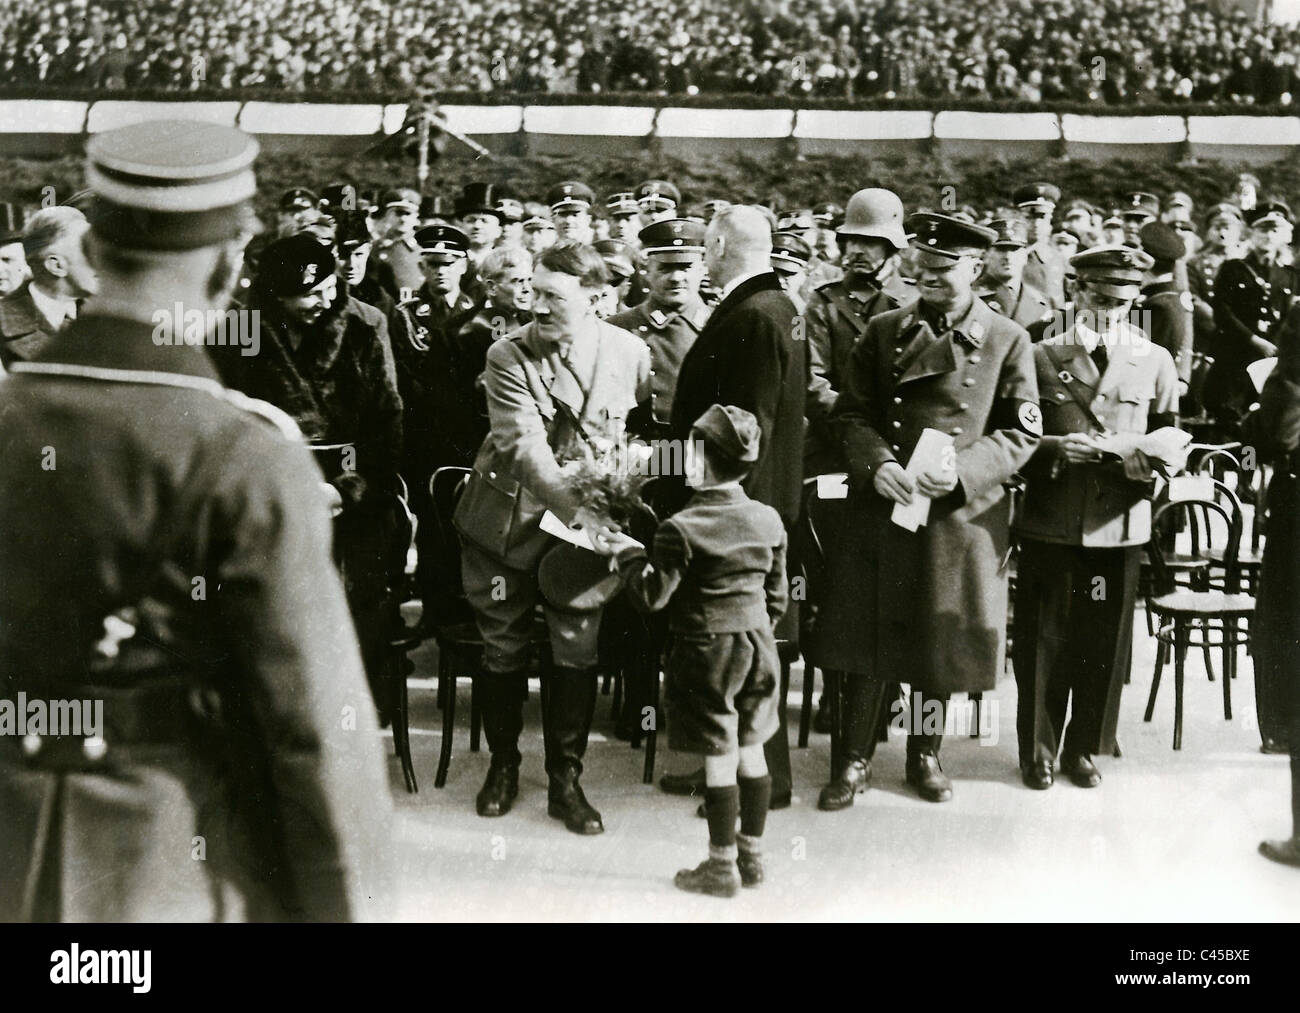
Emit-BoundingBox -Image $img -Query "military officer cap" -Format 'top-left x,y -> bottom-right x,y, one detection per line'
1204,202 -> 1244,227
336,210 -> 373,250
593,239 -> 635,279
495,196 -> 524,224
456,182 -> 506,221
701,198 -> 731,221
1246,200 -> 1294,229
1013,182 -> 1060,214
1102,209 -> 1125,228
279,187 -> 317,213
258,232 -> 338,296
638,218 -> 706,261
907,212 -> 998,263
777,208 -> 816,232
1122,192 -> 1160,221
318,182 -> 360,213
523,210 -> 556,232
635,179 -> 681,211
380,187 -> 420,213
1060,197 -> 1093,221
548,180 -> 596,212
85,119 -> 258,250
1139,221 -> 1185,266
691,403 -> 761,465
1166,191 -> 1193,212
414,224 -> 470,261
1051,230 -> 1080,254
987,217 -> 1029,249
0,202 -> 24,244
812,202 -> 845,228
770,231 -> 814,271
1069,244 -> 1154,300
606,191 -> 641,217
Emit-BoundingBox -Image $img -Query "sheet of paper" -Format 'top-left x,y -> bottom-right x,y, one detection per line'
891,428 -> 954,532
1167,474 -> 1215,503
816,473 -> 848,500
540,510 -> 597,552
1248,357 -> 1277,394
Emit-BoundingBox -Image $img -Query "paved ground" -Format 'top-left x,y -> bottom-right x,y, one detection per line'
381,602 -> 1300,922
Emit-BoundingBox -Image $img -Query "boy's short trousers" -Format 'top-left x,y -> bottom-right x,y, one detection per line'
665,627 -> 780,756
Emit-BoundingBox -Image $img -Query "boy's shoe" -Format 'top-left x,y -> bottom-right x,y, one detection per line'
737,852 -> 764,888
674,857 -> 740,898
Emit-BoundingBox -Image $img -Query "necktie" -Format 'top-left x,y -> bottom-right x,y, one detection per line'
1091,342 -> 1108,374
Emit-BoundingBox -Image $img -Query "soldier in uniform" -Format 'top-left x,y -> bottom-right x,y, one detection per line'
1206,200 -> 1298,429
522,206 -> 558,255
0,202 -> 28,300
496,196 -> 525,248
390,225 -> 480,628
549,181 -> 598,245
607,192 -> 643,244
1136,221 -> 1194,401
813,213 -> 1040,804
1121,192 -> 1160,247
975,217 -> 1054,331
1189,203 -> 1246,374
275,187 -> 318,238
770,230 -> 814,312
636,179 -> 681,227
371,187 -> 423,301
0,119 -> 391,922
1013,245 -> 1180,790
593,238 -> 636,316
453,242 -> 650,834
1100,210 -> 1127,247
1017,182 -> 1066,309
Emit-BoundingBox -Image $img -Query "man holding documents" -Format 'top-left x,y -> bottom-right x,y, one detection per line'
818,213 -> 1040,804
453,241 -> 650,834
1013,245 -> 1181,790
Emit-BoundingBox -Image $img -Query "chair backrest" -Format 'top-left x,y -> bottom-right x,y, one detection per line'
1195,448 -> 1243,483
429,466 -> 472,556
1149,481 -> 1244,594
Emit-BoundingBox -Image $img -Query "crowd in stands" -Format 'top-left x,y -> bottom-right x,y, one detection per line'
3,0 -> 1299,104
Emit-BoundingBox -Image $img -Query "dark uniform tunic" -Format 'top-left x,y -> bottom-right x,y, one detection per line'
0,314 -> 392,922
1013,324 -> 1180,762
617,485 -> 788,755
0,280 -> 61,368
1137,277 -> 1194,394
1206,251 -> 1296,425
373,235 -> 424,301
976,279 -> 1054,332
608,295 -> 708,441
805,273 -> 917,475
1024,243 -> 1067,309
810,296 -> 1040,697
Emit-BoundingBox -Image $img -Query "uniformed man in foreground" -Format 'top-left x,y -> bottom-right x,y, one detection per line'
0,119 -> 391,921
1013,245 -> 1180,790
813,213 -> 1040,805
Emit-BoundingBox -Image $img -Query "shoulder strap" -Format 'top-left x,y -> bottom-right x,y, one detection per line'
1039,343 -> 1107,434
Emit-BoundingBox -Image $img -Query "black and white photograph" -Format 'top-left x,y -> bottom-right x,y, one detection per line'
0,0 -> 1296,980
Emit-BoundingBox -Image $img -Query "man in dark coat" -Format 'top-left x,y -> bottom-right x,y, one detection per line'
216,232 -> 405,720
0,120 -> 391,922
668,205 -> 805,809
812,213 -> 1039,804
389,225 -> 480,628
1136,221 -> 1194,402
1206,201 -> 1298,429
1244,300 -> 1300,867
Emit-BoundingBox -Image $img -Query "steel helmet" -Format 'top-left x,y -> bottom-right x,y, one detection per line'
837,188 -> 908,250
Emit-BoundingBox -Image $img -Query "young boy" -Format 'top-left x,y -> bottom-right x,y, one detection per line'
607,404 -> 788,897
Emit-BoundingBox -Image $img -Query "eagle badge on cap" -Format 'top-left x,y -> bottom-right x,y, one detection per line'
302,262 -> 318,286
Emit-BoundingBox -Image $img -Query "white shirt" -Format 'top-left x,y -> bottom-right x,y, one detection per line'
28,282 -> 77,331
716,266 -> 768,304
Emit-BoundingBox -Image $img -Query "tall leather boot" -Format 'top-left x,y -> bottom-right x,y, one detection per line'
474,671 -> 526,817
818,674 -> 887,811
543,665 -> 604,835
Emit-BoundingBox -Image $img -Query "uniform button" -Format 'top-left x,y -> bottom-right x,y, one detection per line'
488,471 -> 497,480
83,736 -> 107,762
951,427 -> 963,435
892,420 -> 902,428
963,378 -> 976,387
649,368 -> 656,376
892,444 -> 900,452
970,354 -> 982,364
21,734 -> 40,757
958,402 -> 969,410
893,396 -> 902,404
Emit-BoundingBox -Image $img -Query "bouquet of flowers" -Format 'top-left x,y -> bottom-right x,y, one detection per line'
555,417 -> 657,531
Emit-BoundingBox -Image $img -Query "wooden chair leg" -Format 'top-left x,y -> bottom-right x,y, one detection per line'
395,650 -> 418,793
1144,631 -> 1167,723
1173,620 -> 1187,751
1199,618 -> 1216,681
469,678 -> 481,753
1222,618 -> 1235,720
611,666 -> 624,723
435,654 -> 456,788
970,692 -> 982,739
798,662 -> 815,748
642,662 -> 660,785
601,669 -> 612,695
